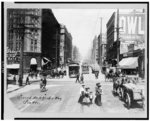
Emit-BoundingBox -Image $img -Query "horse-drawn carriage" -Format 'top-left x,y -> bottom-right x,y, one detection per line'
105,67 -> 116,82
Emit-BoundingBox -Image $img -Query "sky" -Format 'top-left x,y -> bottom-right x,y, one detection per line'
52,9 -> 144,60
53,9 -> 117,59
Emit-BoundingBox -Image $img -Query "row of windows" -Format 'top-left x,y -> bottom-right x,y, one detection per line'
8,9 -> 41,17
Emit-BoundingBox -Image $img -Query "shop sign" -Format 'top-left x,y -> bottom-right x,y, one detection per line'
119,13 -> 145,35
119,13 -> 145,54
7,48 -> 20,63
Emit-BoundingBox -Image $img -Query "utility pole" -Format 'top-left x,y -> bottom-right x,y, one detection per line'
55,29 -> 58,68
116,9 -> 120,67
99,17 -> 102,67
18,10 -> 25,86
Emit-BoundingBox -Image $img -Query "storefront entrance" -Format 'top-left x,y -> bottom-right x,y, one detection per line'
30,58 -> 37,72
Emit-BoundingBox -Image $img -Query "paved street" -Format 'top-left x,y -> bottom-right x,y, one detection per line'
7,73 -> 146,118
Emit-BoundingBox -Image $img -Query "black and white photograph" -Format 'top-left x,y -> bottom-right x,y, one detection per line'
1,2 -> 148,119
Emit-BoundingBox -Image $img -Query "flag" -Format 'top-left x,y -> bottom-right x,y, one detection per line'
42,57 -> 51,66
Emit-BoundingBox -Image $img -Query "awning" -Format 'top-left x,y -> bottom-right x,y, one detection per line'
119,57 -> 138,69
30,58 -> 37,65
7,64 -> 20,69
69,64 -> 79,67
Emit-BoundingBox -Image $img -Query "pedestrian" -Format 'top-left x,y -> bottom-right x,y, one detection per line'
97,71 -> 99,79
40,78 -> 43,89
13,75 -> 16,84
26,75 -> 30,85
76,72 -> 80,83
82,87 -> 90,106
41,76 -> 47,92
35,72 -> 37,79
95,83 -> 102,106
78,84 -> 85,104
89,91 -> 94,104
80,73 -> 84,83
95,71 -> 98,79
18,76 -> 22,86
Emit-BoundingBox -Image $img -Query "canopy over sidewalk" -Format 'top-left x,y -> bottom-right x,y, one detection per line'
119,57 -> 138,69
7,64 -> 20,69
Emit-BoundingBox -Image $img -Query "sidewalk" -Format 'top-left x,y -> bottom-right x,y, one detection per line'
7,75 -> 41,93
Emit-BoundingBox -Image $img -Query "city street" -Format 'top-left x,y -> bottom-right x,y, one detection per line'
4,6 -> 147,119
7,73 -> 145,117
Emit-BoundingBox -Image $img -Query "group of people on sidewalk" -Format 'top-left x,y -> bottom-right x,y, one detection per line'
78,82 -> 103,106
25,72 -> 40,85
17,71 -> 48,92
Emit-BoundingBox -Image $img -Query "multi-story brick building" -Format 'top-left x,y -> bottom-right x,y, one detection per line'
106,10 -> 145,78
91,36 -> 99,64
59,24 -> 72,66
7,9 -> 42,73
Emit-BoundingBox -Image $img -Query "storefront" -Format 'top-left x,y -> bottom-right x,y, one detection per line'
7,64 -> 20,75
30,58 -> 37,72
120,49 -> 145,78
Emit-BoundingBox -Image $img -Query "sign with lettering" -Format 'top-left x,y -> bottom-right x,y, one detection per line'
119,13 -> 145,35
119,13 -> 145,54
7,48 -> 20,64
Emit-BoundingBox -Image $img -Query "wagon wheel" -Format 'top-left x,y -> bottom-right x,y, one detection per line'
141,91 -> 145,110
142,98 -> 145,110
125,93 -> 131,109
119,87 -> 124,100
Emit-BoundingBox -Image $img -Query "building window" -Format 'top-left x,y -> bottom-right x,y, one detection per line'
31,39 -> 34,51
34,40 -> 37,51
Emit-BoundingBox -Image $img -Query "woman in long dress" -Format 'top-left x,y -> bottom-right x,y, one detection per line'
82,87 -> 91,105
95,83 -> 102,106
78,85 -> 85,103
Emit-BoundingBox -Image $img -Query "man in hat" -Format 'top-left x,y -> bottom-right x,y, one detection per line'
76,72 -> 80,83
26,74 -> 30,85
80,73 -> 84,83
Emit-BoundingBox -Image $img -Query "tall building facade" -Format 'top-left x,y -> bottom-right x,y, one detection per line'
7,9 -> 42,72
106,10 -> 145,78
99,34 -> 107,67
91,36 -> 99,64
72,45 -> 80,63
41,9 -> 60,69
106,12 -> 117,63
60,24 -> 72,66
106,10 -> 145,66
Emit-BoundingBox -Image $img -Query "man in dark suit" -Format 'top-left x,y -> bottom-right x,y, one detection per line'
76,72 -> 80,83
